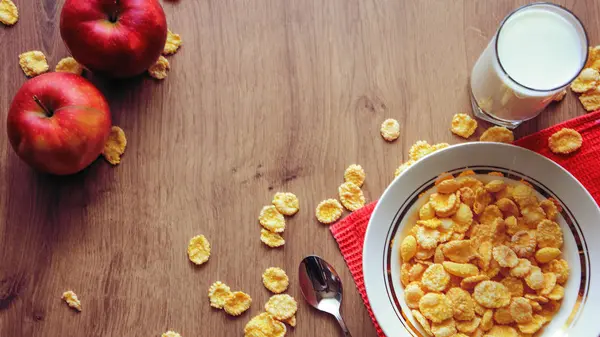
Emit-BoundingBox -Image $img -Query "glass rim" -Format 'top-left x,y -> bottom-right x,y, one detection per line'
494,2 -> 589,93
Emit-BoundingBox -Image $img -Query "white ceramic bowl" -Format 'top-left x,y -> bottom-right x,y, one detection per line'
363,142 -> 600,337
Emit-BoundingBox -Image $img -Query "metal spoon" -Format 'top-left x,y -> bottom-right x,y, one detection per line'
299,255 -> 352,336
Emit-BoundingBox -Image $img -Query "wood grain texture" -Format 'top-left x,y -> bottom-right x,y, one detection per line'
0,0 -> 597,336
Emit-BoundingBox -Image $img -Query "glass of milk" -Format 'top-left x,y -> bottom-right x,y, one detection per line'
470,3 -> 588,128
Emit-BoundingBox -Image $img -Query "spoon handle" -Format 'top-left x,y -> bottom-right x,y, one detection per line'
334,312 -> 352,336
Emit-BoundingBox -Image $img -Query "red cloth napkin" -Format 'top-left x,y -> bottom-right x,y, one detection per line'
330,111 -> 600,337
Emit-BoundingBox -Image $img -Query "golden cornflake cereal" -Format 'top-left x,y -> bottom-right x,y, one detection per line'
536,220 -> 563,248
538,272 -> 557,296
570,67 -> 599,93
283,315 -> 296,327
585,46 -> 600,69
548,128 -> 583,154
61,290 -> 82,312
579,87 -> 600,111
540,300 -> 562,319
437,179 -> 461,194
262,267 -> 289,294
148,55 -> 170,79
521,205 -> 546,227
525,267 -> 544,290
338,181 -> 365,211
479,126 -> 514,143
410,140 -> 434,161
547,285 -> 564,301
510,230 -> 537,258
162,331 -> 182,337
535,247 -> 561,263
434,245 -> 445,264
19,51 -> 49,77
415,247 -> 436,261
543,258 -> 569,284
401,235 -> 418,262
0,0 -> 18,25
529,299 -> 543,312
419,293 -> 453,323
265,294 -> 297,320
524,294 -> 548,304
417,218 -> 442,229
405,282 -> 425,309
315,199 -> 343,224
401,263 -> 411,286
272,192 -> 300,216
416,226 -> 440,250
435,172 -> 454,185
473,187 -> 492,215
344,164 -> 366,187
539,199 -> 559,221
103,126 -> 127,165
512,184 -> 537,208
260,229 -> 285,248
487,326 -> 519,337
395,160 -> 415,177
55,57 -> 83,75
553,90 -> 567,102
452,204 -> 473,233
259,205 -> 286,232
480,309 -> 493,331
494,306 -> 514,324
500,277 -> 524,298
224,291 -> 252,316
187,234 -> 211,265
517,314 -> 545,334
473,281 -> 511,308
450,113 -> 478,138
510,297 -> 533,324
431,318 -> 457,337
412,309 -> 433,336
432,143 -> 450,152
496,198 -> 519,217
479,205 -> 503,225
473,301 -> 486,316
163,29 -> 183,55
460,275 -> 489,290
446,287 -> 475,321
442,262 -> 479,278
244,312 -> 286,337
442,240 -> 475,263
475,240 -> 492,270
458,187 -> 475,207
456,317 -> 481,334
420,202 -> 436,220
429,193 -> 458,216
492,245 -> 519,268
208,281 -> 232,309
421,264 -> 450,292
484,180 -> 505,193
380,118 -> 401,141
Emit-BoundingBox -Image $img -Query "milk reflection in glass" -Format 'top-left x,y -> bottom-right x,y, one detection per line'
470,4 -> 587,128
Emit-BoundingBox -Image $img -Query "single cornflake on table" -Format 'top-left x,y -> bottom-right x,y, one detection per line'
265,294 -> 297,321
578,87 -> 600,111
55,57 -> 84,75
344,164 -> 365,187
163,29 -> 183,55
208,281 -> 232,309
262,267 -> 289,294
409,140 -> 434,161
259,205 -> 286,232
548,128 -> 582,155
570,67 -> 599,93
338,181 -> 365,211
479,126 -> 514,143
162,331 -> 182,337
272,192 -> 299,216
18,51 -> 49,77
224,291 -> 252,316
244,312 -> 286,337
260,229 -> 285,248
61,290 -> 82,312
103,126 -> 127,165
380,118 -> 400,141
187,234 -> 211,265
450,113 -> 478,138
148,56 -> 170,79
315,199 -> 343,224
0,0 -> 18,26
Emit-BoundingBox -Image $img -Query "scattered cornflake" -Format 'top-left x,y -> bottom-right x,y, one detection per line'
479,126 -> 514,143
315,199 -> 343,224
584,45 -> 600,69
409,140 -> 434,161
0,0 -> 18,25
260,229 -> 285,248
578,86 -> 600,111
431,143 -> 450,152
553,90 -> 567,102
162,331 -> 182,337
61,290 -> 82,312
344,164 -> 366,187
473,280 -> 511,308
262,267 -> 289,294
208,281 -> 232,309
259,205 -> 285,233
536,220 -> 564,249
418,293 -> 453,323
338,181 -> 365,211
548,128 -> 582,154
55,57 -> 83,75
18,51 -> 49,77
103,126 -> 127,165
283,315 -> 296,327
380,118 -> 400,141
187,234 -> 211,265
394,160 -> 414,177
265,294 -> 297,320
148,55 -> 170,79
163,29 -> 183,55
224,291 -> 252,316
244,312 -> 286,337
272,192 -> 300,216
570,67 -> 599,93
450,113 -> 478,138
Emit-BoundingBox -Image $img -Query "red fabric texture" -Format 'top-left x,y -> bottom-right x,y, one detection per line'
330,111 -> 600,337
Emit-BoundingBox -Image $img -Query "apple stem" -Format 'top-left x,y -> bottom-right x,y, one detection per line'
109,0 -> 119,23
33,95 -> 53,117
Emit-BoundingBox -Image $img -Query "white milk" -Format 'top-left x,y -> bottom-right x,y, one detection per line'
471,4 -> 587,125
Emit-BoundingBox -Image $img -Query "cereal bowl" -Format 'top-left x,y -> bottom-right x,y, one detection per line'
363,142 -> 600,337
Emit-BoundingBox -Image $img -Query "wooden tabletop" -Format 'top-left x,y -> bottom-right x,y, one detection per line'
1,1 -> 598,336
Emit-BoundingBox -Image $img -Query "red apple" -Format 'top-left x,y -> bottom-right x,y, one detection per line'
60,0 -> 167,78
7,73 -> 112,175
